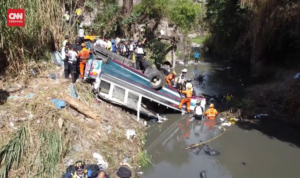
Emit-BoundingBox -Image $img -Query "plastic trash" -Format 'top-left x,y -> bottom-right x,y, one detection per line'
49,73 -> 57,79
24,93 -> 34,99
204,145 -> 220,156
93,152 -> 108,170
294,73 -> 300,79
200,171 -> 206,178
51,99 -> 66,110
219,118 -> 225,122
126,130 -> 136,140
30,69 -> 36,75
70,85 -> 77,98
221,122 -> 231,127
254,114 -> 268,119
107,125 -> 112,134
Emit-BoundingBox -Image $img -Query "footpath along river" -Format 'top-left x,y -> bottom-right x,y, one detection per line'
141,58 -> 300,178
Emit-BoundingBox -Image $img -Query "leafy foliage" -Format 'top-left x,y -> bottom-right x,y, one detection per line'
133,0 -> 169,19
168,0 -> 201,33
145,39 -> 171,64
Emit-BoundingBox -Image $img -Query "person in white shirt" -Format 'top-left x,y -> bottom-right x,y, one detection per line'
61,42 -> 71,78
128,39 -> 134,59
194,100 -> 204,121
177,68 -> 187,89
78,26 -> 85,44
67,47 -> 78,83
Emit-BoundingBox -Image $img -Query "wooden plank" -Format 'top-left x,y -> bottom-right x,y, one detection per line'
62,93 -> 101,121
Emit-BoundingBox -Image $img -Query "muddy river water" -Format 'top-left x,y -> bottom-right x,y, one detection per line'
141,58 -> 300,178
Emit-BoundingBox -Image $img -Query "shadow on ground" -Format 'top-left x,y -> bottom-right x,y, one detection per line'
0,89 -> 9,105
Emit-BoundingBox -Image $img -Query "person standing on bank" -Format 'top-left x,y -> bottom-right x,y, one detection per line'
78,25 -> 85,44
135,38 -> 147,70
67,46 -> 78,83
61,42 -> 71,78
194,51 -> 199,63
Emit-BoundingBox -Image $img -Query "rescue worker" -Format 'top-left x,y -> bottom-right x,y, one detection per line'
193,100 -> 204,121
77,43 -> 92,79
166,71 -> 177,86
68,46 -> 78,83
185,78 -> 196,96
177,69 -> 187,90
106,37 -> 112,51
64,11 -> 70,23
61,42 -> 71,78
205,104 -> 218,120
225,92 -> 233,101
62,160 -> 107,178
63,35 -> 70,47
111,39 -> 117,53
178,85 -> 193,113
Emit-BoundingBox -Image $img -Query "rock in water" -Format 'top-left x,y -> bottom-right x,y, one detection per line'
200,171 -> 206,178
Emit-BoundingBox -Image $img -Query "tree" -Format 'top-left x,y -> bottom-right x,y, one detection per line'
168,0 -> 200,33
122,0 -> 133,18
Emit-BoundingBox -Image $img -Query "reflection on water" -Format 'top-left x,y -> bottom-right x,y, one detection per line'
142,60 -> 300,178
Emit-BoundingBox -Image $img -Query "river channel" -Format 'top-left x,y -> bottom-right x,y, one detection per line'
141,57 -> 300,178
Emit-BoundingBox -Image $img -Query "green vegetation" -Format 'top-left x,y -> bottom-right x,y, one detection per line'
138,150 -> 153,168
191,36 -> 206,44
0,0 -> 63,75
205,0 -> 300,66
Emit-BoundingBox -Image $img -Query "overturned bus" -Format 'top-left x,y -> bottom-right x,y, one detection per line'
83,44 -> 205,120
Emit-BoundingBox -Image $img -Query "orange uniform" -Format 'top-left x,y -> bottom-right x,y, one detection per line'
166,73 -> 175,85
77,48 -> 92,78
205,108 -> 218,120
179,88 -> 193,112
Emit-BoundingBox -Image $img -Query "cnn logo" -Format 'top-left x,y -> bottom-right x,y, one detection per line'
7,9 -> 25,27
8,13 -> 23,20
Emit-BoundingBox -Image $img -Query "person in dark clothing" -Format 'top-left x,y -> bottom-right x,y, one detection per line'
62,42 -> 71,78
73,39 -> 82,52
135,38 -> 147,70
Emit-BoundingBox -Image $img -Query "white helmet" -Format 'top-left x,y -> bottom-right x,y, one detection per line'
182,69 -> 187,73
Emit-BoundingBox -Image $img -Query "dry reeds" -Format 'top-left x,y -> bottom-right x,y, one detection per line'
0,0 -> 64,76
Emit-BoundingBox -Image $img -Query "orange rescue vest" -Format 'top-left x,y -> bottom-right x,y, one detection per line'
205,108 -> 218,119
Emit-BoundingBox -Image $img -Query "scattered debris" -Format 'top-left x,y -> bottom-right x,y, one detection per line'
137,171 -> 144,175
126,129 -> 136,140
70,85 -> 77,98
200,171 -> 206,178
62,93 -> 101,120
294,73 -> 300,79
51,99 -> 66,110
24,93 -> 35,99
30,69 -> 36,75
93,152 -> 108,170
58,118 -> 64,128
204,145 -> 220,156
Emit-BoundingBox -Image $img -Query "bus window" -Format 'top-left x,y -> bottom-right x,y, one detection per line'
99,80 -> 111,94
127,92 -> 139,109
112,85 -> 125,102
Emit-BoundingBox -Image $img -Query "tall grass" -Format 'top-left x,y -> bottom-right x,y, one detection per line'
0,0 -> 64,75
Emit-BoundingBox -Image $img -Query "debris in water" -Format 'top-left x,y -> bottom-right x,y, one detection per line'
137,171 -> 144,175
294,73 -> 300,79
242,162 -> 246,165
204,145 -> 220,156
200,171 -> 206,178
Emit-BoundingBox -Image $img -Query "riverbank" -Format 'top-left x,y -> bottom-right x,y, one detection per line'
0,65 -> 148,177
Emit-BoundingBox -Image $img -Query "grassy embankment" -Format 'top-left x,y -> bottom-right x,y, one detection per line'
0,0 -> 151,177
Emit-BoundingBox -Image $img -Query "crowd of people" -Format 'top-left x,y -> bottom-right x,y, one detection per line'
62,160 -> 133,178
61,29 -> 148,84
